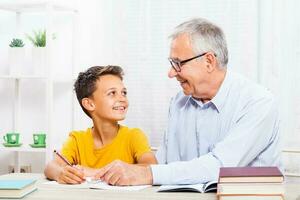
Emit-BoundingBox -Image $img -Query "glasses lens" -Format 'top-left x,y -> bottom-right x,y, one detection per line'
169,59 -> 180,72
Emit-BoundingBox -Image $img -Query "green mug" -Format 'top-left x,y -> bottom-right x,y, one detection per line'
3,133 -> 20,144
33,133 -> 46,145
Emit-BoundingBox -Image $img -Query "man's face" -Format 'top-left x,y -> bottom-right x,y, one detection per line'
90,75 -> 129,121
168,34 -> 207,97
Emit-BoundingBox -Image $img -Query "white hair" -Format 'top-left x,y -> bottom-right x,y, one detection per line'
169,18 -> 228,68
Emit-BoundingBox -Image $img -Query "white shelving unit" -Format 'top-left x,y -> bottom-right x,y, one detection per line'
282,148 -> 300,177
0,1 -> 79,172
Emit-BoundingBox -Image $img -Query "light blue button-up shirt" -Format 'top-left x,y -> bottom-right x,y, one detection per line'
151,70 -> 281,185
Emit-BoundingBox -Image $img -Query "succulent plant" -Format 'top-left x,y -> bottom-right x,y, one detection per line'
26,30 -> 46,47
9,38 -> 25,47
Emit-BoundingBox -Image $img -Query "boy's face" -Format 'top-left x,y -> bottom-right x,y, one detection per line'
90,74 -> 128,121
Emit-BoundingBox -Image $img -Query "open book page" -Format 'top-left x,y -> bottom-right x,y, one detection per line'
43,180 -> 151,191
157,181 -> 217,193
203,180 -> 218,192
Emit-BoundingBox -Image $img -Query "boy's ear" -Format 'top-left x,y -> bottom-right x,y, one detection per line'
81,98 -> 95,111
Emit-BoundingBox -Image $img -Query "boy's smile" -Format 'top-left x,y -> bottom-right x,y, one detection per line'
112,106 -> 127,111
89,74 -> 129,121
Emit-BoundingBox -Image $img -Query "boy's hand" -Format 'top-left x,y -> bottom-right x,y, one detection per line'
74,165 -> 99,178
57,165 -> 85,184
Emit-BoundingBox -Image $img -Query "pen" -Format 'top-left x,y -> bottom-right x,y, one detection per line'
54,150 -> 72,166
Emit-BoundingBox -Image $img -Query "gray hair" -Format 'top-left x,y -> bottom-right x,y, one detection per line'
169,18 -> 228,68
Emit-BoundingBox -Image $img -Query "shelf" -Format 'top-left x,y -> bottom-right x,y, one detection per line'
0,145 -> 46,152
0,75 -> 47,79
0,0 -> 79,173
0,75 -> 76,82
151,146 -> 158,152
285,172 -> 300,177
53,76 -> 76,83
282,149 -> 300,153
0,0 -> 78,13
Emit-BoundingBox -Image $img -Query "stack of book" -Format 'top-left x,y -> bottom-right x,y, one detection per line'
217,167 -> 284,200
0,179 -> 37,199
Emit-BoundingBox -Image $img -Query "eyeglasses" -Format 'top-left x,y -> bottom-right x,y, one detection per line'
168,52 -> 208,72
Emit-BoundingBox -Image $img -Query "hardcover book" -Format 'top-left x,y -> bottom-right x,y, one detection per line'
0,179 -> 37,199
219,167 -> 284,183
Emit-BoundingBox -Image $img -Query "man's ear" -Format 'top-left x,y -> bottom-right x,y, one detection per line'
204,53 -> 216,73
81,98 -> 95,112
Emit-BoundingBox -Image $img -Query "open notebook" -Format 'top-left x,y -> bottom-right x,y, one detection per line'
43,179 -> 151,191
157,181 -> 217,193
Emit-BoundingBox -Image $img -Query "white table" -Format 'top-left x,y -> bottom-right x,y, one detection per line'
1,173 -> 300,200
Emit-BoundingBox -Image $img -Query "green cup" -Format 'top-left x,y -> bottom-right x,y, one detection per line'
3,133 -> 20,144
33,133 -> 46,145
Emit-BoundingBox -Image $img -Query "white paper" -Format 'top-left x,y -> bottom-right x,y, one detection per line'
157,183 -> 205,193
43,180 -> 151,191
43,181 -> 90,189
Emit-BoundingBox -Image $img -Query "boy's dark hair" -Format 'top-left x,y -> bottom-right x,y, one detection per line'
74,65 -> 124,118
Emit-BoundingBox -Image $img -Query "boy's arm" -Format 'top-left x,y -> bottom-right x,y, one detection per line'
137,152 -> 157,165
45,132 -> 86,184
44,156 -> 85,184
131,129 -> 157,165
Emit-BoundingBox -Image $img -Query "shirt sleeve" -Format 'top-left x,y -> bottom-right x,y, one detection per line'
61,132 -> 79,165
151,95 -> 280,185
130,129 -> 152,161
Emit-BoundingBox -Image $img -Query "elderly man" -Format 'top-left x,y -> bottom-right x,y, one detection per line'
95,18 -> 281,185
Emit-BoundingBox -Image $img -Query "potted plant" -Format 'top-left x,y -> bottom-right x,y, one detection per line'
26,30 -> 46,76
8,38 -> 25,76
26,30 -> 46,47
9,38 -> 25,48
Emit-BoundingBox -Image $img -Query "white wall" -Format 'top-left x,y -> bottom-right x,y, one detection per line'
0,0 -> 299,174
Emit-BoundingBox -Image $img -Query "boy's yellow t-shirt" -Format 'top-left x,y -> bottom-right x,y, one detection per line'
61,125 -> 151,168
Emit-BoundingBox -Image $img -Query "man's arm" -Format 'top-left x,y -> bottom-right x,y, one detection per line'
151,96 -> 280,185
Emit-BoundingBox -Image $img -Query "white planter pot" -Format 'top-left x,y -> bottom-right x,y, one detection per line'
31,47 -> 46,76
8,47 -> 25,76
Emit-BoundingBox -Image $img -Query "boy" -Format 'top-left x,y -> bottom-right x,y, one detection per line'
44,65 -> 157,184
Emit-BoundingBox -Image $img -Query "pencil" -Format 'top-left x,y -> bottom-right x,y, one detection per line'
54,150 -> 72,166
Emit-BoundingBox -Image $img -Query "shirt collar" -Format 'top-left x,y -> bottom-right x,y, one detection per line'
210,70 -> 232,112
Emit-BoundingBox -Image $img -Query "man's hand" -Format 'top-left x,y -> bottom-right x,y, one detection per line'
94,160 -> 153,186
57,165 -> 85,184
